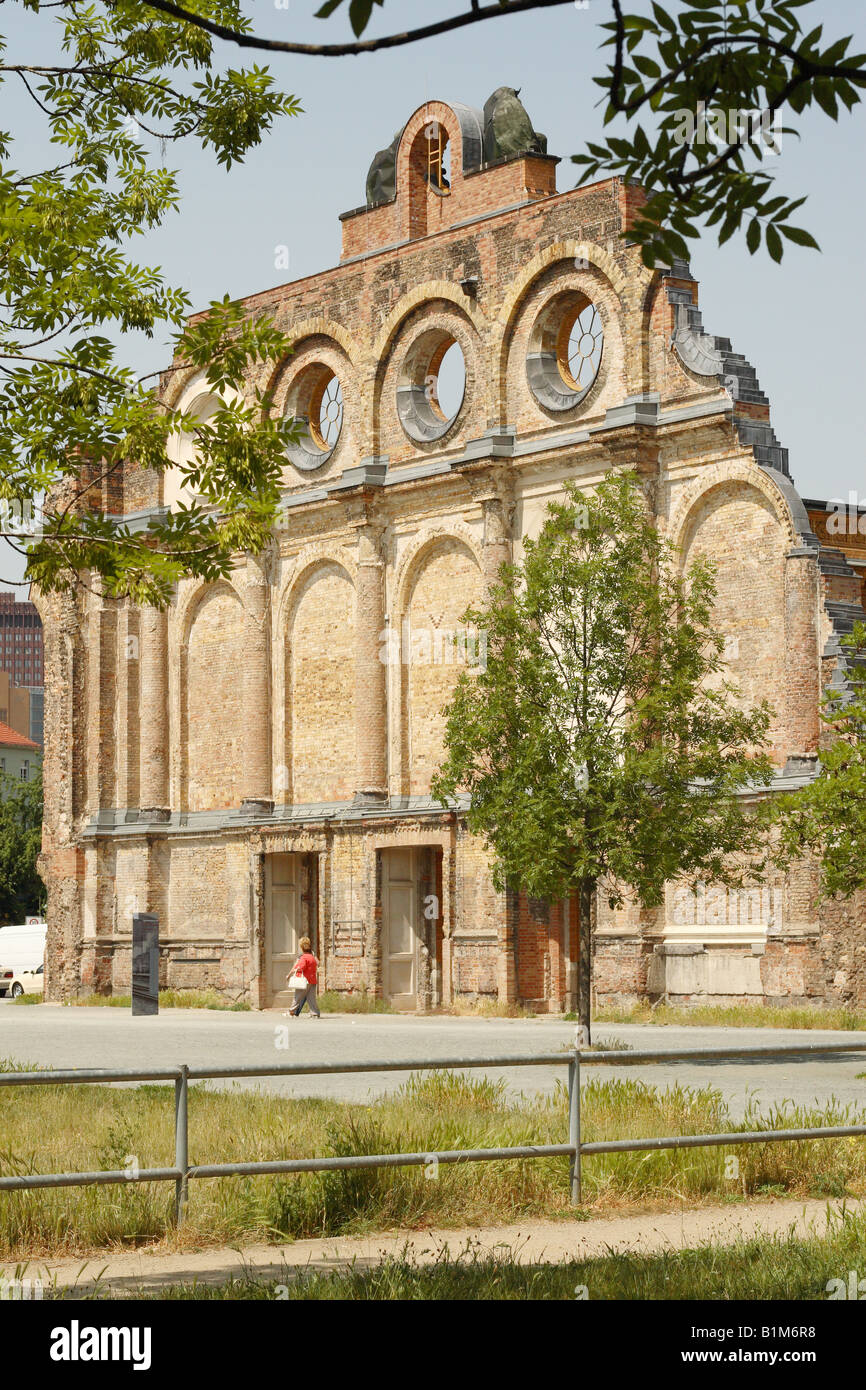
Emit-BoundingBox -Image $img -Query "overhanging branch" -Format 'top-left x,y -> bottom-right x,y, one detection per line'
139,0 -> 577,57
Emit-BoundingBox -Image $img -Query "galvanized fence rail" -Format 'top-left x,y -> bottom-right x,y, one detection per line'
1,1040 -> 866,1222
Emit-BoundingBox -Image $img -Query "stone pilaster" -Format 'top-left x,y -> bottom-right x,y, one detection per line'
783,547 -> 820,766
470,469 -> 514,597
354,522 -> 388,803
139,605 -> 169,820
241,554 -> 273,813
86,589 -> 118,818
37,587 -> 86,1001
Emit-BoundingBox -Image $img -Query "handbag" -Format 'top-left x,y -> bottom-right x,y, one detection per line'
287,971 -> 307,990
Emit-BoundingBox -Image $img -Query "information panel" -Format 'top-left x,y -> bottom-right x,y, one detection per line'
131,912 -> 159,1016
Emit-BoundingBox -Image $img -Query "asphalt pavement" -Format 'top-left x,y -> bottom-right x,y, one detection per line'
1,1004 -> 865,1120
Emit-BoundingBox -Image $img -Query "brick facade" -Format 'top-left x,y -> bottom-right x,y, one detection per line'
37,93 -> 866,1011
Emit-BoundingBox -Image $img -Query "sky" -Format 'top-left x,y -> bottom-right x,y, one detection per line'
2,0 -> 865,591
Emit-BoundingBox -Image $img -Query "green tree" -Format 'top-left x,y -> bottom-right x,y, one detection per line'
776,625 -> 866,899
148,0 -> 865,266
1,1 -> 301,603
0,768 -> 43,923
432,472 -> 775,1043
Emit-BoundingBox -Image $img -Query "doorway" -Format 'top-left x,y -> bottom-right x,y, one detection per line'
265,853 -> 317,1007
381,847 -> 419,1010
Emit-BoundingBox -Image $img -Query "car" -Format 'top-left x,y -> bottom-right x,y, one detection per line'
0,963 -> 44,998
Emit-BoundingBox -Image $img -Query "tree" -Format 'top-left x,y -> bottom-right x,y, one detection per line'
0,768 -> 43,923
1,1 -> 301,603
431,472 -> 775,1044
145,0 -> 866,267
776,624 -> 866,900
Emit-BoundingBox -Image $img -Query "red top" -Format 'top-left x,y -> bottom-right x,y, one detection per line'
295,951 -> 318,985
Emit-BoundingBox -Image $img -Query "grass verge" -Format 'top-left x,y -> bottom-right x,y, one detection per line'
67,990 -> 251,1011
317,990 -> 393,1014
592,1003 -> 866,1030
2,1065 -> 866,1258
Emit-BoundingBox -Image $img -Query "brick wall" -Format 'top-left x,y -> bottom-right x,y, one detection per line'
39,92 -> 866,1012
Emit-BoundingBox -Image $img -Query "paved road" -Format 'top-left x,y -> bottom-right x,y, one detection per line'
1,1005 -> 866,1119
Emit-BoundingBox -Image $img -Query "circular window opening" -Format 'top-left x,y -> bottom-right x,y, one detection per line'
398,331 -> 466,443
309,371 -> 343,451
527,291 -> 604,412
285,363 -> 344,471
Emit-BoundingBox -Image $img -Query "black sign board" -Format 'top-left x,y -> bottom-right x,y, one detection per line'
132,912 -> 159,1015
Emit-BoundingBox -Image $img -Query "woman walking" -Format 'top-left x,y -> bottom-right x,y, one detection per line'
287,936 -> 321,1017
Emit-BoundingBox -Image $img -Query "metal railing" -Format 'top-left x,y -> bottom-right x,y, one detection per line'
1,1039 -> 866,1222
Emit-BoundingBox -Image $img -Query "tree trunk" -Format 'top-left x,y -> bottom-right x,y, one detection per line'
577,877 -> 595,1049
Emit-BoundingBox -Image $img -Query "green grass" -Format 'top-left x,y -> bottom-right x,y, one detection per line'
70,1208 -> 866,1300
67,989 -> 251,1011
593,1003 -> 866,1031
10,993 -> 41,1005
3,1061 -> 866,1259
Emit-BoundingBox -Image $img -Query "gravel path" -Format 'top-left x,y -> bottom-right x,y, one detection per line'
6,1197 -> 861,1295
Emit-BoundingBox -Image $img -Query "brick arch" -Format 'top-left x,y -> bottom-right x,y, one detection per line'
263,316 -> 362,401
161,373 -> 244,510
667,463 -> 797,561
673,469 -> 796,765
175,572 -> 244,646
494,242 -> 634,421
497,241 -> 632,335
371,282 -> 487,367
395,101 -> 481,241
159,362 -> 204,412
273,547 -> 356,805
395,100 -> 483,182
372,292 -> 488,458
282,556 -> 357,805
391,527 -> 484,797
275,544 -> 357,630
392,523 -> 483,618
179,579 -> 246,811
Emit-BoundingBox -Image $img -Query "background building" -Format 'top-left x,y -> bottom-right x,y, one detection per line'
0,593 -> 44,748
37,91 -> 866,1012
0,720 -> 41,789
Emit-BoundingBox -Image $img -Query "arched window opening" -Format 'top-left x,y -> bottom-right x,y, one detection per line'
425,121 -> 451,193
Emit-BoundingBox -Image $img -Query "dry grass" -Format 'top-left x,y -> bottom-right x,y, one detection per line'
68,990 -> 251,1011
317,989 -> 393,1014
593,1002 -> 866,1031
446,998 -> 533,1019
2,1062 -> 866,1259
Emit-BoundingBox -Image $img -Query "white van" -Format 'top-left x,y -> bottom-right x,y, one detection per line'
0,922 -> 46,996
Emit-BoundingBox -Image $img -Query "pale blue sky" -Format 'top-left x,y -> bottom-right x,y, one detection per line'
3,0 -> 865,590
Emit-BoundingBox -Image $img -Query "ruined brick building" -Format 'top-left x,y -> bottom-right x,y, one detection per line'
38,91 -> 866,1011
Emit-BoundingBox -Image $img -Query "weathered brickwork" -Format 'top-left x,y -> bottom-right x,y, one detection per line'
37,92 -> 866,1012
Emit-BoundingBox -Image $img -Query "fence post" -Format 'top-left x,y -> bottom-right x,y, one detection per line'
568,1034 -> 582,1205
174,1064 -> 189,1226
